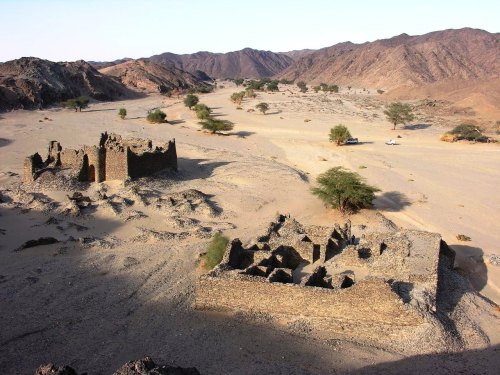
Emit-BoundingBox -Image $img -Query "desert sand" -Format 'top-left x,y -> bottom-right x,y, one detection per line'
0,83 -> 499,374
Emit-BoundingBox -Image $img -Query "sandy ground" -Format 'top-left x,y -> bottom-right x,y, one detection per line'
0,83 -> 499,374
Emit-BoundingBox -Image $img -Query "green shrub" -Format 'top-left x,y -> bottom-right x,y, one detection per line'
118,108 -> 127,119
329,124 -> 352,145
297,81 -> 308,93
62,96 -> 89,112
184,94 -> 199,109
202,232 -> 229,270
449,124 -> 486,141
384,102 -> 415,130
199,117 -> 234,134
256,102 -> 270,114
311,167 -> 380,214
230,91 -> 245,105
146,109 -> 167,123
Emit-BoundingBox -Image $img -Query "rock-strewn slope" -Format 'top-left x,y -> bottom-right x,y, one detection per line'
99,59 -> 210,94
0,57 -> 137,111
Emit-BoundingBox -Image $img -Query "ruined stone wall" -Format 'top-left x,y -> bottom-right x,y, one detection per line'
127,140 -> 177,178
104,148 -> 129,181
60,149 -> 85,170
195,276 -> 423,329
83,146 -> 105,182
23,153 -> 43,183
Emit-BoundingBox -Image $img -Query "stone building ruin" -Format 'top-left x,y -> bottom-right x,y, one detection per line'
195,214 -> 456,351
23,132 -> 177,183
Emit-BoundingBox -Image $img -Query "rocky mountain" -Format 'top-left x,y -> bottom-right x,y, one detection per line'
99,59 -> 211,94
89,57 -> 133,70
0,57 -> 136,111
150,48 -> 294,79
277,28 -> 500,90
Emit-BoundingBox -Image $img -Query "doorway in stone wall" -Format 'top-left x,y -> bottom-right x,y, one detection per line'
88,164 -> 96,182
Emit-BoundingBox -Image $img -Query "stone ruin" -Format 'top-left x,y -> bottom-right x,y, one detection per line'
23,132 -> 177,183
195,214 -> 456,351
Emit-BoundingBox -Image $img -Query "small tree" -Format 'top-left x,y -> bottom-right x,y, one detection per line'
146,109 -> 167,123
313,86 -> 321,93
118,108 -> 127,119
384,102 -> 415,130
329,124 -> 352,145
311,167 -> 380,214
184,94 -> 199,109
193,103 -> 211,113
202,232 -> 229,270
297,81 -> 308,93
63,96 -> 89,112
199,117 -> 234,134
256,102 -> 270,115
234,78 -> 244,87
266,81 -> 279,92
230,91 -> 245,105
446,124 -> 487,142
196,108 -> 211,120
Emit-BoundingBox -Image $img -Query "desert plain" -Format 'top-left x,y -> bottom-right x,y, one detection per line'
1,82 -> 499,374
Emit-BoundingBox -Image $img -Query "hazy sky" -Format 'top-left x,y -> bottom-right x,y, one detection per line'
0,0 -> 498,62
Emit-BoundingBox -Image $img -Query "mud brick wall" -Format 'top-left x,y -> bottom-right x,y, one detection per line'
23,153 -> 43,182
127,140 -> 177,178
105,148 -> 129,180
195,276 -> 423,328
60,149 -> 85,169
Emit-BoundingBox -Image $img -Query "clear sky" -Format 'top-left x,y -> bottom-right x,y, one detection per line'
0,0 -> 498,62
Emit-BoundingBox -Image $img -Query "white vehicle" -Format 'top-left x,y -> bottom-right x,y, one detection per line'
385,139 -> 398,145
345,138 -> 359,144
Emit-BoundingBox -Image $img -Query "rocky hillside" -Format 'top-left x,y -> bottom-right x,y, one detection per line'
0,57 -> 136,111
150,48 -> 294,79
99,59 -> 211,94
277,28 -> 500,89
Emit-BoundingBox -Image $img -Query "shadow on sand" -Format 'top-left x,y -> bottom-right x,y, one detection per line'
403,123 -> 432,130
0,138 -> 13,148
373,191 -> 412,212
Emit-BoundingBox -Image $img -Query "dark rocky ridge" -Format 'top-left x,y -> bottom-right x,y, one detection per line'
0,57 -> 138,111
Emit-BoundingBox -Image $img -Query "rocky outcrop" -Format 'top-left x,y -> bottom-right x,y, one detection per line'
0,57 -> 137,111
150,48 -> 293,79
99,59 -> 211,94
34,357 -> 200,375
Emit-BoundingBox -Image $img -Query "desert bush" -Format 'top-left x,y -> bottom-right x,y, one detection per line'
118,108 -> 127,119
448,124 -> 487,142
191,85 -> 213,94
297,81 -> 308,93
246,80 -> 266,91
329,124 -> 352,145
146,109 -> 167,123
384,102 -> 415,130
313,86 -> 321,93
62,96 -> 89,112
377,89 -> 385,94
311,167 -> 380,214
234,78 -> 244,87
256,102 -> 270,114
183,94 -> 199,109
266,80 -> 279,92
279,78 -> 294,85
202,232 -> 229,270
199,117 -> 234,134
456,234 -> 471,241
230,91 -> 245,105
245,88 -> 256,98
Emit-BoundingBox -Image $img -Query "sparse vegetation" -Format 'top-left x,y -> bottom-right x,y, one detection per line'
146,109 -> 167,123
311,167 -> 380,214
279,78 -> 294,85
63,96 -> 89,112
230,91 -> 245,105
456,234 -> 472,242
118,108 -> 127,119
183,94 -> 199,109
194,104 -> 212,120
256,102 -> 270,115
202,232 -> 229,270
441,124 -> 488,142
329,124 -> 352,145
245,88 -> 256,98
383,102 -> 415,130
297,81 -> 308,93
234,78 -> 244,87
199,118 -> 234,134
266,80 -> 279,92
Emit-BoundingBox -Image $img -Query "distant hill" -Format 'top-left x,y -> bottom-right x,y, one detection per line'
149,48 -> 294,79
99,59 -> 211,94
0,57 -> 137,111
277,28 -> 499,89
89,58 -> 133,70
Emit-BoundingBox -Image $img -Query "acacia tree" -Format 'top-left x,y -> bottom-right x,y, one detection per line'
311,167 -> 380,214
199,117 -> 234,134
63,96 -> 89,112
256,102 -> 270,115
297,81 -> 308,93
234,78 -> 244,87
184,94 -> 199,109
329,124 -> 352,145
384,102 -> 415,130
230,91 -> 245,105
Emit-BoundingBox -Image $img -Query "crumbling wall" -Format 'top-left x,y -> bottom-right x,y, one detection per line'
127,140 -> 177,178
23,153 -> 44,183
195,276 -> 424,335
105,148 -> 129,180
